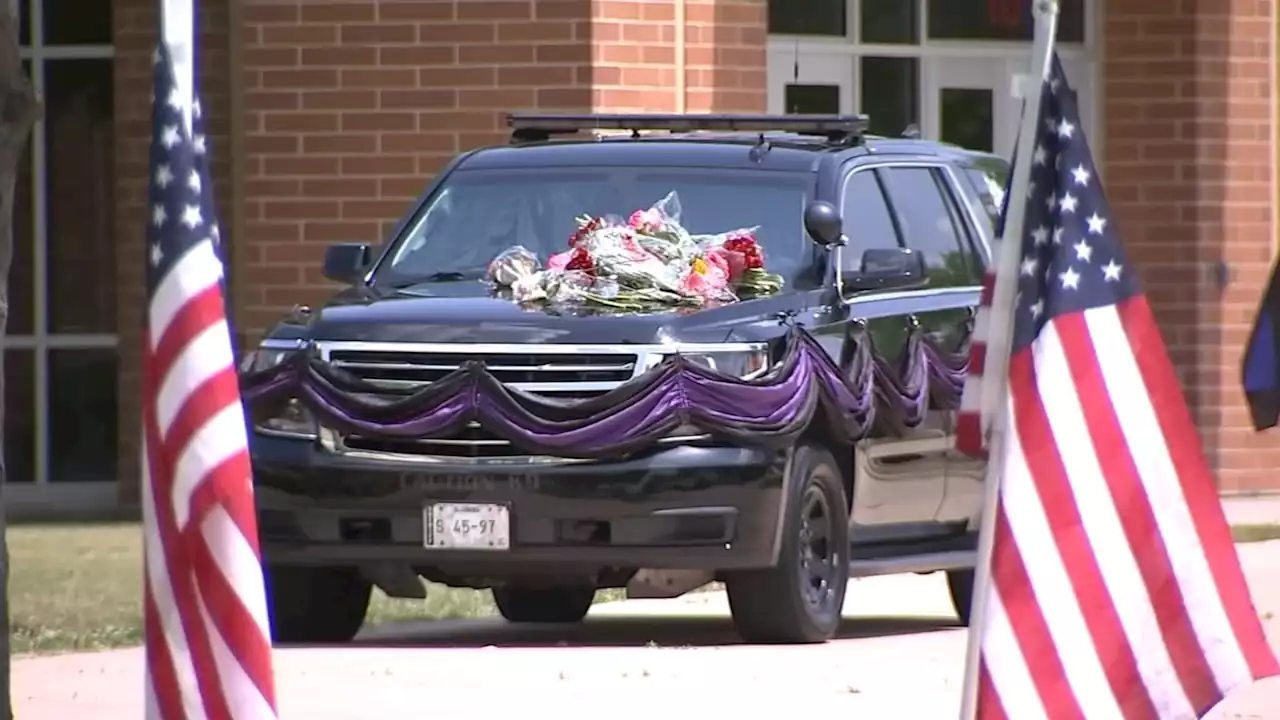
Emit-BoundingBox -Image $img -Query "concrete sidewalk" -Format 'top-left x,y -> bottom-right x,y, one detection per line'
1222,494 -> 1280,526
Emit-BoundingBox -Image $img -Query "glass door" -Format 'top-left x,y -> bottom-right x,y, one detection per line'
923,58 -> 1018,157
767,47 -> 854,115
923,56 -> 1095,159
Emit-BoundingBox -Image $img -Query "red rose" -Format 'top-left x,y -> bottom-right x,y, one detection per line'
569,217 -> 603,248
723,233 -> 764,270
564,247 -> 596,275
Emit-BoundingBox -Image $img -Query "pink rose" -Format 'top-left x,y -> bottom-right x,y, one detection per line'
547,250 -> 574,271
708,246 -> 747,283
628,208 -> 664,233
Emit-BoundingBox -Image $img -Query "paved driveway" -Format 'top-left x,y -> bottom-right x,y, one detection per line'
14,540 -> 1280,719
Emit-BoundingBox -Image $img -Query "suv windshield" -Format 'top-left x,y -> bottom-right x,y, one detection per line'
375,167 -> 811,286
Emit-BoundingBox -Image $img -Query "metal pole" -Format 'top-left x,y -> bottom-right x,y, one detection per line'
957,2 -> 1060,718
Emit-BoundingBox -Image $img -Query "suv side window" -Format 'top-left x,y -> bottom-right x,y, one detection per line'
840,169 -> 902,270
961,161 -> 1010,255
880,166 -> 980,287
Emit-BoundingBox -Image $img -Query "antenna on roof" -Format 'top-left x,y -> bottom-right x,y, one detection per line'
790,39 -> 800,113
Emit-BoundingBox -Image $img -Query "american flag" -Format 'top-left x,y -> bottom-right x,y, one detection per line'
962,55 -> 1279,718
142,42 -> 278,720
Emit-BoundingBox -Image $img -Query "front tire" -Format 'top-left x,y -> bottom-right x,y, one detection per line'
265,566 -> 372,644
492,585 -> 596,623
946,568 -> 975,625
724,444 -> 850,644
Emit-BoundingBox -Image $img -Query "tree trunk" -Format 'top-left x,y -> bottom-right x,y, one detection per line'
0,6 -> 41,718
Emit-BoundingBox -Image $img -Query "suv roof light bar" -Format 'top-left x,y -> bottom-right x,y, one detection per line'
506,112 -> 871,145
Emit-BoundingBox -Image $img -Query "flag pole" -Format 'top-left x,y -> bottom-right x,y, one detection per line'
160,0 -> 195,134
957,2 -> 1059,718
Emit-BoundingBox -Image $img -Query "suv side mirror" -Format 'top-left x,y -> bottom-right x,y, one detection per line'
803,201 -> 846,247
842,247 -> 927,293
322,243 -> 372,283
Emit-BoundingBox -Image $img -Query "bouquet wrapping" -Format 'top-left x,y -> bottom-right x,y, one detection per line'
486,190 -> 785,311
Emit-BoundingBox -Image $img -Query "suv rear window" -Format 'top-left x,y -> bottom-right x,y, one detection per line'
379,167 -> 811,284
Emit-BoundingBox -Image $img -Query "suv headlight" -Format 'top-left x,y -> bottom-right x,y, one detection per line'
660,344 -> 770,379
240,347 -> 293,373
241,342 -> 317,440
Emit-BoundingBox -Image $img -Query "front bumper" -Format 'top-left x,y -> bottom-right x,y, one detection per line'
250,435 -> 791,575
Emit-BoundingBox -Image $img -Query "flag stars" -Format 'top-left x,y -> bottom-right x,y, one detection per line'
1052,227 -> 1065,245
166,88 -> 183,111
193,134 -> 207,155
181,204 -> 203,229
1086,212 -> 1107,235
150,242 -> 164,267
1072,165 -> 1091,186
1057,119 -> 1075,140
1073,240 -> 1093,263
160,125 -> 180,149
151,204 -> 167,228
1102,259 -> 1123,282
1021,256 -> 1038,277
1059,192 -> 1079,214
154,163 -> 173,189
188,170 -> 201,193
1033,144 -> 1047,166
1030,225 -> 1049,245
1059,266 -> 1081,290
1030,298 -> 1045,318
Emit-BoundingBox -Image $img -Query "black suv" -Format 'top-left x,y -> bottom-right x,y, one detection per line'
246,113 -> 1008,645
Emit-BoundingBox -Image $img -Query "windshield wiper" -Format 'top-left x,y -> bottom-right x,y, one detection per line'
383,270 -> 482,288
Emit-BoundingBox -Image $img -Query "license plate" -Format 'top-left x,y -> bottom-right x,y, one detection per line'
424,503 -> 511,550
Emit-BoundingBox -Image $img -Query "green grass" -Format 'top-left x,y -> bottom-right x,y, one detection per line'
8,520 -> 1279,656
7,521 -> 621,656
1230,524 -> 1280,544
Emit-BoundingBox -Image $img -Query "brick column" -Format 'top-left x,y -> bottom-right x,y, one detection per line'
1102,2 -> 1276,491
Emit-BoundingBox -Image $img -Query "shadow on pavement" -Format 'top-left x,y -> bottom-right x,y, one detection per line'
301,613 -> 962,650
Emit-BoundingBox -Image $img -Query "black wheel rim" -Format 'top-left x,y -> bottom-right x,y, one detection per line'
797,482 -> 838,616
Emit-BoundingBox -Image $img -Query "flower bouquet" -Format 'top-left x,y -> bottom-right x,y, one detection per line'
486,190 -> 786,312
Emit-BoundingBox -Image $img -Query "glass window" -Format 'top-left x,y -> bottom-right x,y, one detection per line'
880,167 -> 974,286
43,0 -> 112,45
860,57 -> 918,138
840,169 -> 901,269
17,0 -> 30,46
11,63 -> 31,336
927,0 -> 1085,44
4,349 -> 34,483
50,349 -> 117,482
962,160 -> 1011,257
785,84 -> 840,114
860,0 -> 917,44
768,0 -> 846,37
941,88 -> 994,152
46,59 -> 116,334
379,168 -> 812,284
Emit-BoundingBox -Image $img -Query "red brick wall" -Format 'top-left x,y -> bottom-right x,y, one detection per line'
113,0 -> 233,503
1102,0 -> 1277,492
236,0 -> 767,338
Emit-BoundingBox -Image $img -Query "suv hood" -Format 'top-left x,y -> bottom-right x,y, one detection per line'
282,280 -> 805,345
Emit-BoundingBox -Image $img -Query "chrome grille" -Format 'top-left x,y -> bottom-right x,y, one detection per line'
325,349 -> 639,392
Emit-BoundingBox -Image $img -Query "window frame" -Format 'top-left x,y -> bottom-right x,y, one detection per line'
842,159 -> 992,287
